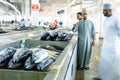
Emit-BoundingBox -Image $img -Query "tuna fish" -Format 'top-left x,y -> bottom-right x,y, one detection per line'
39,31 -> 50,40
50,45 -> 63,51
36,57 -> 53,71
63,35 -> 71,41
57,32 -> 71,41
46,35 -> 51,40
13,48 -> 32,63
8,59 -> 22,69
56,36 -> 62,41
0,47 -> 16,66
40,45 -> 63,53
24,56 -> 35,70
39,31 -> 71,41
49,31 -> 58,41
32,49 -> 48,63
31,47 -> 59,61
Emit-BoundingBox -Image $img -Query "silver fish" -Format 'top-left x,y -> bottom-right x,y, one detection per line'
0,47 -> 16,64
36,57 -> 53,71
32,49 -> 48,63
13,48 -> 32,63
24,56 -> 35,70
8,59 -> 22,69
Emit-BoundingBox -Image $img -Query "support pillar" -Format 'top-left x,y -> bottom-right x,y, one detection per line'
31,0 -> 40,26
24,0 -> 31,20
98,0 -> 103,38
21,0 -> 25,18
64,7 -> 72,29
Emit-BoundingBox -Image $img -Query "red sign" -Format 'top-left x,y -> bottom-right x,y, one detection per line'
31,4 -> 39,11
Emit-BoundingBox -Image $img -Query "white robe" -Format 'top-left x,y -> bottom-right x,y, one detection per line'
98,15 -> 120,80
77,19 -> 95,68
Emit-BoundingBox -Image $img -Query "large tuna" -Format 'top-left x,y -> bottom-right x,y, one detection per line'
36,57 -> 53,71
8,59 -> 22,69
49,31 -> 58,41
13,48 -> 32,63
24,56 -> 35,70
39,31 -> 50,40
0,47 -> 16,67
32,49 -> 48,63
40,45 -> 63,53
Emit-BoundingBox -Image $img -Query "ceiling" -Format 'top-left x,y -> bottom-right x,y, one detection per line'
39,0 -> 100,15
39,0 -> 74,15
0,0 -> 120,16
0,0 -> 98,16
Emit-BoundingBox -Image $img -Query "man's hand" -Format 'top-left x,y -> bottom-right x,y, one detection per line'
92,40 -> 96,46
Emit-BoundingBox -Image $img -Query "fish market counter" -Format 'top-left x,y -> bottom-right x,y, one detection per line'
44,36 -> 77,80
0,35 -> 77,80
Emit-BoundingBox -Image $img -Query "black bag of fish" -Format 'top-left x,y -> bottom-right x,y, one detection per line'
0,47 -> 16,67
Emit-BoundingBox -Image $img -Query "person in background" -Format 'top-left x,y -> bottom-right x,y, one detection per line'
0,21 -> 1,27
93,3 -> 120,80
38,21 -> 41,26
19,19 -> 25,28
72,12 -> 82,32
51,19 -> 57,30
2,20 -> 4,24
11,20 -> 14,24
77,9 -> 96,70
59,20 -> 63,28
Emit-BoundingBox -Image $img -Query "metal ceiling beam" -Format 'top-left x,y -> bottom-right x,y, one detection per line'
0,0 -> 20,15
